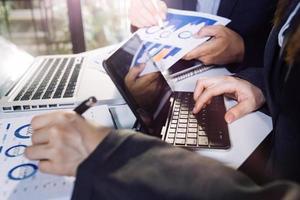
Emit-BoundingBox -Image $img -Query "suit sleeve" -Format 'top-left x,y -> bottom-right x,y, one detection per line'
71,130 -> 300,200
224,0 -> 278,71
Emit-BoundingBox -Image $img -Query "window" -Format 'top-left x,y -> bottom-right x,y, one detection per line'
0,0 -> 131,55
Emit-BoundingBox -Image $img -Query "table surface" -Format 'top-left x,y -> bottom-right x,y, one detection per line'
0,37 -> 273,169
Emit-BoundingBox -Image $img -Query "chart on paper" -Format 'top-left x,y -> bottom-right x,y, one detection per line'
142,11 -> 217,43
0,106 -> 114,200
136,9 -> 230,74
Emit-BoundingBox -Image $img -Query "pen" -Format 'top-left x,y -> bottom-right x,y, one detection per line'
74,96 -> 97,115
151,0 -> 164,28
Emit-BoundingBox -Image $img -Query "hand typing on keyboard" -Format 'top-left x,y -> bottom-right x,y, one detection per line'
193,76 -> 265,124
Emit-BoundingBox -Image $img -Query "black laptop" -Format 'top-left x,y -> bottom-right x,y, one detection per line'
103,34 -> 230,150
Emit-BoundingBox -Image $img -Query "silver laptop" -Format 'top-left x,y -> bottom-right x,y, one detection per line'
0,53 -> 123,113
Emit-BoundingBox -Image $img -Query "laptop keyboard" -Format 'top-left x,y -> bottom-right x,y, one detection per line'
14,57 -> 83,101
164,92 -> 230,149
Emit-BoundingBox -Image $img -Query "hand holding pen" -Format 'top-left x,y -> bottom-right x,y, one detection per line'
25,97 -> 113,176
129,0 -> 167,28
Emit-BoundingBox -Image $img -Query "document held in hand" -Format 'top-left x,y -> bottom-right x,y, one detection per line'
134,9 -> 230,76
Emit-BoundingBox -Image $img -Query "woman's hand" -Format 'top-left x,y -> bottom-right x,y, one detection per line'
193,76 -> 265,123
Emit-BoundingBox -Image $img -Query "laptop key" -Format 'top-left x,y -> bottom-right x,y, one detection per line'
188,128 -> 197,133
177,128 -> 187,133
166,138 -> 174,144
180,114 -> 188,119
198,136 -> 209,146
172,116 -> 179,120
168,129 -> 176,133
181,111 -> 188,115
175,138 -> 185,145
187,138 -> 197,145
189,123 -> 197,128
176,133 -> 186,139
178,124 -> 187,128
198,130 -> 206,136
181,107 -> 189,111
171,119 -> 178,124
187,133 -> 197,138
174,108 -> 180,112
170,124 -> 177,128
179,119 -> 188,123
189,119 -> 197,123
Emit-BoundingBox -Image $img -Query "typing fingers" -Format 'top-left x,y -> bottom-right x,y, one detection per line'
193,82 -> 234,114
193,77 -> 218,101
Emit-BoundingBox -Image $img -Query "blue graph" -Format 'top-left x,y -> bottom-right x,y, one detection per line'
5,144 -> 27,157
133,41 -> 182,65
8,163 -> 38,181
165,12 -> 216,31
14,124 -> 31,139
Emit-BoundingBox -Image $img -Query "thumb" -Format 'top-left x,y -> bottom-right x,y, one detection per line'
197,25 -> 222,38
224,100 -> 254,123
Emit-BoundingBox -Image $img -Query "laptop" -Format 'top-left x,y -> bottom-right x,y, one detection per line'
103,34 -> 230,149
0,50 -> 123,113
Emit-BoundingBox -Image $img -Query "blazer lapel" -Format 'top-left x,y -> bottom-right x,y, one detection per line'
182,0 -> 197,11
217,0 -> 238,17
164,0 -> 196,10
264,1 -> 299,117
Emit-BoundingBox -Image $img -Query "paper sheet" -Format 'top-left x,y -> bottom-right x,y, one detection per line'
0,105 -> 114,200
135,9 -> 230,75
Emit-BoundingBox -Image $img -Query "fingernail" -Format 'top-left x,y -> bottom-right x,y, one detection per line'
225,113 -> 234,124
192,107 -> 197,114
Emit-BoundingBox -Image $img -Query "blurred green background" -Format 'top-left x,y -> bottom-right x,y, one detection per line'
0,0 -> 131,55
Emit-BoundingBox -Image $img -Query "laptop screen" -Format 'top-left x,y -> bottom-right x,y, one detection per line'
104,34 -> 172,134
0,38 -> 34,98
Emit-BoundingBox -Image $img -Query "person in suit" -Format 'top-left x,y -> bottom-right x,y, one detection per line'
24,0 -> 300,199
129,0 -> 277,71
192,0 -> 300,182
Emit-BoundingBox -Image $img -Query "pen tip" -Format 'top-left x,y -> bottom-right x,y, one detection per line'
87,96 -> 97,106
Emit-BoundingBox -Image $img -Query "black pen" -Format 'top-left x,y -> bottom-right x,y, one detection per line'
74,96 -> 97,115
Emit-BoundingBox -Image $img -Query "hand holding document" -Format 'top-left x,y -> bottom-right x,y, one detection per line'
132,9 -> 230,76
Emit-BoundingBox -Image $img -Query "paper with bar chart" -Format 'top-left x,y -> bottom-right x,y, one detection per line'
135,9 -> 230,75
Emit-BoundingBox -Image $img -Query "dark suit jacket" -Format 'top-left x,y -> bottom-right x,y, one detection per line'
237,0 -> 300,182
69,3 -> 300,199
162,0 -> 277,71
71,131 -> 300,199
